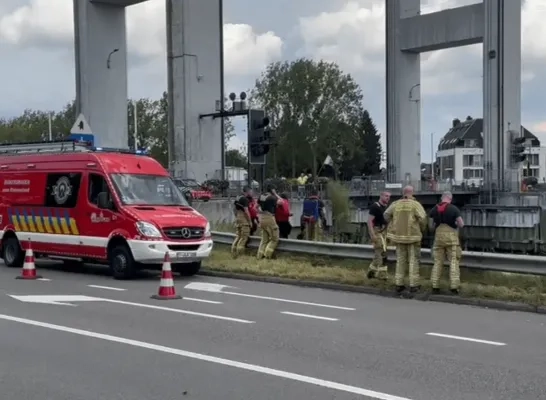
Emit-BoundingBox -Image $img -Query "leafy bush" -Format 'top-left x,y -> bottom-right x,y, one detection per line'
316,176 -> 329,185
326,181 -> 351,235
264,178 -> 292,193
288,178 -> 299,185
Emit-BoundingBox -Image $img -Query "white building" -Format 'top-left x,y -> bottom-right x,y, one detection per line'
436,117 -> 546,186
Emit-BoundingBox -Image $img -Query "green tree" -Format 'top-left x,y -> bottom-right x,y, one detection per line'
126,93 -> 168,167
225,148 -> 247,167
359,110 -> 382,175
252,58 -> 363,178
339,110 -> 382,178
0,106 -> 75,143
0,95 -> 169,168
222,97 -> 235,150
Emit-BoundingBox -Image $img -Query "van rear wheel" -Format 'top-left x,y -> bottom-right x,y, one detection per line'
3,237 -> 23,268
109,244 -> 137,280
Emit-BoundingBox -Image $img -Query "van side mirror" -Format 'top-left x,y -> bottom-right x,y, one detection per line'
97,192 -> 111,209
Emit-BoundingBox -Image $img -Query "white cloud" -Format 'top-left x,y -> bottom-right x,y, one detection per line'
298,1 -> 385,74
298,0 -> 546,96
0,0 -> 283,77
0,0 -> 73,46
522,0 -> 546,60
227,133 -> 245,151
223,24 -> 283,76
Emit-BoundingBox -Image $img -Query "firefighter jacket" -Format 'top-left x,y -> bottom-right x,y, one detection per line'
384,197 -> 427,244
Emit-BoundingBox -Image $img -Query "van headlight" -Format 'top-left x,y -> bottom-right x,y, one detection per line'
204,222 -> 211,237
136,221 -> 162,238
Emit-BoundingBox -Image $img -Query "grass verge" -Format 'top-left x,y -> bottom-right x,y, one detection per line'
204,244 -> 546,307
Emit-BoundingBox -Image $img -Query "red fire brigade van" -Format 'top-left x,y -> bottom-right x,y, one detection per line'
0,140 -> 213,279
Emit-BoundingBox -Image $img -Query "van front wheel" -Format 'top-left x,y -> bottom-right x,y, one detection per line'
3,237 -> 23,268
109,244 -> 137,280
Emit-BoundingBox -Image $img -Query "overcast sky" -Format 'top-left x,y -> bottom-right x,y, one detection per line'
1,0 -> 545,162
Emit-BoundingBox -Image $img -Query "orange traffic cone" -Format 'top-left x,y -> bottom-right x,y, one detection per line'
151,253 -> 181,300
16,240 -> 42,280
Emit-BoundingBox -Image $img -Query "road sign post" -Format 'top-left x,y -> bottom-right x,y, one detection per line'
68,114 -> 95,146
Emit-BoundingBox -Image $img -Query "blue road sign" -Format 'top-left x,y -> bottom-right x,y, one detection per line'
68,134 -> 94,146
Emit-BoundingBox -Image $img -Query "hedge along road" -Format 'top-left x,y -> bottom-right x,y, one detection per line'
1,262 -> 546,400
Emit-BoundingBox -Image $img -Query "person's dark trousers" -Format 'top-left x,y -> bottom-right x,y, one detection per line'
277,221 -> 292,239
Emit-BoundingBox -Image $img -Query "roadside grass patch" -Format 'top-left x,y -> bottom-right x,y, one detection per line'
204,244 -> 546,306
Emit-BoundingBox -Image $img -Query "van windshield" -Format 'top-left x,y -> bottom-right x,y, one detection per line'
110,174 -> 190,206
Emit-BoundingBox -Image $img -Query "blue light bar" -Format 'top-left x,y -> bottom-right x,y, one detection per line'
91,147 -> 149,155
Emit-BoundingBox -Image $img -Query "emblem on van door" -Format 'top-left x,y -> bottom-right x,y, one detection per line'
180,228 -> 191,238
52,176 -> 72,205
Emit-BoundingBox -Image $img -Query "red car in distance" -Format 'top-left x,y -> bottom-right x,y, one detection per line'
173,179 -> 213,202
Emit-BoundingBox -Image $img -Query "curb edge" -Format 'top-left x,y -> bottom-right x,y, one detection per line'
198,269 -> 540,314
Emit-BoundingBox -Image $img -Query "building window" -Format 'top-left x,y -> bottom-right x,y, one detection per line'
465,139 -> 477,148
463,168 -> 484,179
463,154 -> 483,167
439,155 -> 454,180
526,154 -> 539,165
523,168 -> 539,178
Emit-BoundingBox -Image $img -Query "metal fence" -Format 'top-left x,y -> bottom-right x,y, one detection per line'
206,179 -> 481,200
344,177 -> 480,197
203,177 -> 546,200
210,181 -> 328,200
212,232 -> 546,276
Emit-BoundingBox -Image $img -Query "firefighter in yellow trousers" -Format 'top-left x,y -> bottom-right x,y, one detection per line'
367,191 -> 391,280
429,191 -> 464,295
257,185 -> 282,259
384,185 -> 427,294
231,186 -> 253,258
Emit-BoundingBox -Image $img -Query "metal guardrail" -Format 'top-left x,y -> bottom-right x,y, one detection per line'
211,232 -> 546,276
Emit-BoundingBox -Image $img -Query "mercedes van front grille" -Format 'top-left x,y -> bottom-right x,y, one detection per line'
163,227 -> 204,240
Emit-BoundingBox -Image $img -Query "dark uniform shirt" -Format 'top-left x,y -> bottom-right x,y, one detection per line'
369,202 -> 387,228
234,195 -> 249,211
259,194 -> 277,214
429,203 -> 461,229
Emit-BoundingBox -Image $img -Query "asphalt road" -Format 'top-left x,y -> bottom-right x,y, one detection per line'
1,261 -> 546,400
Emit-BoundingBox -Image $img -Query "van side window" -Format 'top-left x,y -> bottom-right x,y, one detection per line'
88,174 -> 111,206
44,173 -> 82,208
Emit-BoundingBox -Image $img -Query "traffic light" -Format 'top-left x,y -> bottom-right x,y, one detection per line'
248,109 -> 271,164
511,136 -> 526,164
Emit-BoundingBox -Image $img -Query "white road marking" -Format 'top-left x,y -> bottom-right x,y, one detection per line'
87,285 -> 127,291
281,311 -> 338,321
426,332 -> 506,346
37,278 -> 51,281
102,299 -> 251,324
9,295 -> 251,324
0,314 -> 413,400
184,283 -> 355,310
224,291 -> 355,310
184,282 -> 234,292
183,297 -> 223,305
10,295 -> 102,306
